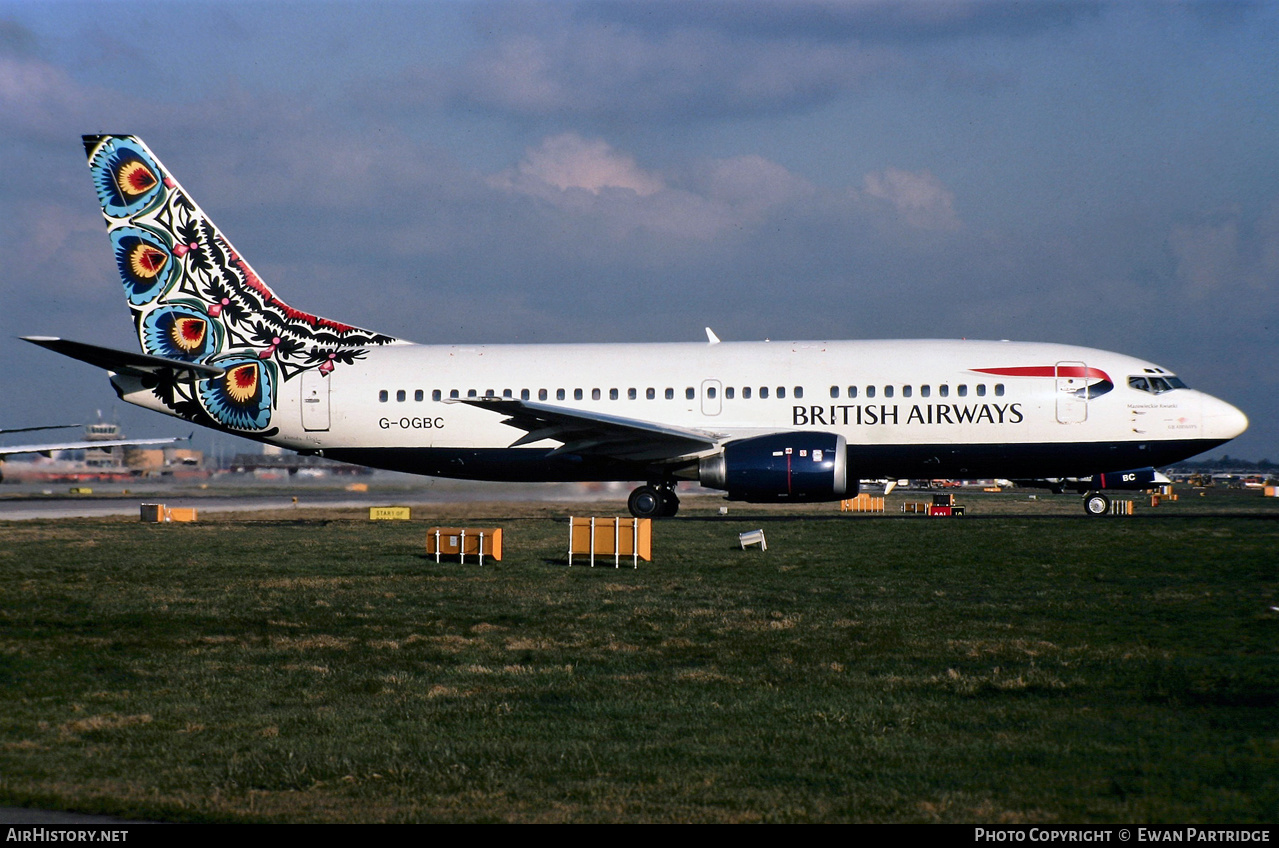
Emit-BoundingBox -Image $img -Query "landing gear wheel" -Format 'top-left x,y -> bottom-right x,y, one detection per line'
628,485 -> 663,519
627,485 -> 680,518
1083,492 -> 1110,517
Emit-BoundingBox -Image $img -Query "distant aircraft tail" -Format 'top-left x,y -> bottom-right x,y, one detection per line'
82,135 -> 397,432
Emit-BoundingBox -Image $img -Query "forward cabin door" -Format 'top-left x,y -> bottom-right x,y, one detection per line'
301,369 -> 331,431
1055,361 -> 1088,424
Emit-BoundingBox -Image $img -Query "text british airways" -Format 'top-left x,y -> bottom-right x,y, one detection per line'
793,403 -> 1025,427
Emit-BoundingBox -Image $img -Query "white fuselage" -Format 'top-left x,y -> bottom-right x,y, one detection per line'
113,337 -> 1248,483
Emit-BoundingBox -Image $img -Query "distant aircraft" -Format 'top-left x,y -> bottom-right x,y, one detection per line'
0,424 -> 79,437
0,422 -> 185,482
26,135 -> 1249,516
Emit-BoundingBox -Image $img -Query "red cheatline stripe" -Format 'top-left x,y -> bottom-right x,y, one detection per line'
971,366 -> 1112,381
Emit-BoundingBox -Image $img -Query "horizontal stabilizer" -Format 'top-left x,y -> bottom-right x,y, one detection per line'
22,337 -> 226,379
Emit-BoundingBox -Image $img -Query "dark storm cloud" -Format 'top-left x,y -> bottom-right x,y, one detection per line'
0,16 -> 35,56
354,1 -> 1116,125
566,0 -> 1103,43
360,4 -> 902,121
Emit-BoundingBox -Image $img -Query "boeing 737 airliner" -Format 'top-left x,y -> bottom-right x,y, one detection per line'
25,135 -> 1248,517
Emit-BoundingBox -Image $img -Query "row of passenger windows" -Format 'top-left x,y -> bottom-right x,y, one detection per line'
377,383 -> 1005,403
831,383 -> 1004,399
379,386 -> 804,402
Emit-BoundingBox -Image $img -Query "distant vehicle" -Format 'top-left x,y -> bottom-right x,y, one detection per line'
26,135 -> 1249,516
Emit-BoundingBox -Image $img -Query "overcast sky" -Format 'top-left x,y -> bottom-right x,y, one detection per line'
0,0 -> 1275,463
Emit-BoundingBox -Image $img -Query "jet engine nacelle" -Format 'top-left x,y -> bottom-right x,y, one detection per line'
698,433 -> 850,502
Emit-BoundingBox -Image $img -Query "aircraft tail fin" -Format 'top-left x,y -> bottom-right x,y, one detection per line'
81,135 -> 398,433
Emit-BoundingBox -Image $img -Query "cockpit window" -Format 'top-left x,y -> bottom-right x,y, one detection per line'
1129,375 -> 1186,395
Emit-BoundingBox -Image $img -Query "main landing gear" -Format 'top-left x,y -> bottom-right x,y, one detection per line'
628,483 -> 680,518
1083,491 -> 1110,517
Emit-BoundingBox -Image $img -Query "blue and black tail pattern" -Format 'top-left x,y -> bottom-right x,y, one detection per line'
84,135 -> 398,434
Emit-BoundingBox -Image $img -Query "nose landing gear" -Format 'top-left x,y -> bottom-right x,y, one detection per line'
628,483 -> 680,518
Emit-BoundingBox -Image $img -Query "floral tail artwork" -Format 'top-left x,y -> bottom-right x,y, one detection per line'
83,135 -> 398,437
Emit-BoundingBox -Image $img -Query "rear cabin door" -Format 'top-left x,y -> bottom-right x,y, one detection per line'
301,369 -> 331,431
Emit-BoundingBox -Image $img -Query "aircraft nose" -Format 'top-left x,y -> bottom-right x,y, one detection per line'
1202,395 -> 1249,441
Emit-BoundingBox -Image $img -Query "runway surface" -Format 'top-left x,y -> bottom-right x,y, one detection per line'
0,472 -> 627,521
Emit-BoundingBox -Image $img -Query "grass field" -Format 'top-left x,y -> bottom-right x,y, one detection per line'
0,488 -> 1276,822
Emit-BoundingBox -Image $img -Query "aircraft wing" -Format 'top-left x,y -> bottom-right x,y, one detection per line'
22,337 -> 226,379
449,397 -> 720,463
0,435 -> 190,458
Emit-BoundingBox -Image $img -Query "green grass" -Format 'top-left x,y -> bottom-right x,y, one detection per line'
0,489 -> 1276,822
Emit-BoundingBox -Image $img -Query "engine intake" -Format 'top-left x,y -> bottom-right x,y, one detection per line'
699,433 -> 849,502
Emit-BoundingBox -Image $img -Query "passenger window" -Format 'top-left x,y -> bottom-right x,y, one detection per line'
794,387 -> 803,399
414,389 -> 424,402
609,388 -> 618,400
866,386 -> 876,399
503,389 -> 513,398
628,388 -> 636,400
665,388 -> 674,400
379,390 -> 388,403
520,389 -> 530,400
830,386 -> 840,399
538,389 -> 548,401
760,387 -> 769,399
686,387 -> 695,400
976,385 -> 986,397
450,389 -> 460,399
591,388 -> 601,400
726,387 -> 735,399
432,390 -> 442,402
884,386 -> 894,398
995,384 -> 1004,397
957,385 -> 967,397
920,385 -> 930,398
557,389 -> 566,401
574,389 -> 584,400
777,387 -> 786,399
707,387 -> 717,399
902,386 -> 912,398
646,388 -> 655,400
939,385 -> 949,397
467,389 -> 477,398
743,387 -> 752,399
847,386 -> 857,399
396,390 -> 406,402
